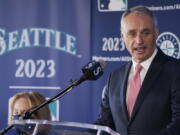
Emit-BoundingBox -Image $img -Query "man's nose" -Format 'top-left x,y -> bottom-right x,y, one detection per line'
135,33 -> 143,44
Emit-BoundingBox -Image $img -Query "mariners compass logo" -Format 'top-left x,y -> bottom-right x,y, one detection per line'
157,32 -> 180,59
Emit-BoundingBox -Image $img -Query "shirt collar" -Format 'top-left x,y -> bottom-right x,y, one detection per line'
132,48 -> 158,71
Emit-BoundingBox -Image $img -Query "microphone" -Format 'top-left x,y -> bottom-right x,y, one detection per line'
82,59 -> 105,80
77,60 -> 106,85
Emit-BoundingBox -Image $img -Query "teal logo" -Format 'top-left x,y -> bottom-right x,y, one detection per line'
48,99 -> 59,121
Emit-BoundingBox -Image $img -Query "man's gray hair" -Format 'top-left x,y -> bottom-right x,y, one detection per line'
121,5 -> 158,31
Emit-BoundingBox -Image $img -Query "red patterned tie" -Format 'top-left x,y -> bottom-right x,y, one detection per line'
127,64 -> 143,117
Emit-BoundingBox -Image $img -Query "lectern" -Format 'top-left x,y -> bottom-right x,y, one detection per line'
11,120 -> 120,135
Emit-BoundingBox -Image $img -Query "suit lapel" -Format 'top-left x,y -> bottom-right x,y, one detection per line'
129,50 -> 167,124
120,62 -> 132,123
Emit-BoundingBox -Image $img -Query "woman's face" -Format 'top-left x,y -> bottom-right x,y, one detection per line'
13,97 -> 32,116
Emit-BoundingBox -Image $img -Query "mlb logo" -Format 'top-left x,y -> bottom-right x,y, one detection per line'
98,0 -> 127,12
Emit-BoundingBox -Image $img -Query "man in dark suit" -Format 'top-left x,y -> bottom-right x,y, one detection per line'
95,5 -> 180,135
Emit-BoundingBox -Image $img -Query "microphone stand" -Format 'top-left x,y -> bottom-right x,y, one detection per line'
0,75 -> 87,135
0,125 -> 14,135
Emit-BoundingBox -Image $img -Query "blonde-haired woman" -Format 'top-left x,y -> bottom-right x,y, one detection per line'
8,91 -> 51,124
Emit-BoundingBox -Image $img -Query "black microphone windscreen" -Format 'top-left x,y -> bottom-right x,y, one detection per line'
81,60 -> 106,81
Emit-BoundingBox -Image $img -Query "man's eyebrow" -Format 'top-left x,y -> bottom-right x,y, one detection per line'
127,29 -> 136,34
127,28 -> 151,33
142,28 -> 151,32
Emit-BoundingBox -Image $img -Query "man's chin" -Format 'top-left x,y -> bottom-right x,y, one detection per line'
133,55 -> 147,63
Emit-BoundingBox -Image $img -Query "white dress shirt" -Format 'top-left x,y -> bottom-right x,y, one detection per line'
126,48 -> 158,104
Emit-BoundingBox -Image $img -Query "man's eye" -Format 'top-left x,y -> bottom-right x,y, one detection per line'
142,31 -> 151,36
128,32 -> 136,38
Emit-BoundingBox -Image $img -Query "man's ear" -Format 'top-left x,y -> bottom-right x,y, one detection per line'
120,33 -> 123,40
121,33 -> 124,41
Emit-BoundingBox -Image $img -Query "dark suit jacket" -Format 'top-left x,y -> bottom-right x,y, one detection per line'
96,49 -> 180,135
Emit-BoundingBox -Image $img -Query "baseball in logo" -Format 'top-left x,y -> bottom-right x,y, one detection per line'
157,32 -> 180,59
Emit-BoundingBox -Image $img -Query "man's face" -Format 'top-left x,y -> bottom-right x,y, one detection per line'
121,13 -> 159,63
